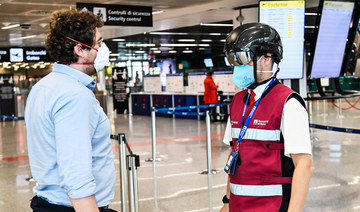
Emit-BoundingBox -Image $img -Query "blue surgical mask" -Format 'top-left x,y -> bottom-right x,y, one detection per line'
232,64 -> 254,88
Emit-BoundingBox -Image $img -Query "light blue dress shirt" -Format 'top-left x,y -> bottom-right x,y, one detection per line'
25,64 -> 115,207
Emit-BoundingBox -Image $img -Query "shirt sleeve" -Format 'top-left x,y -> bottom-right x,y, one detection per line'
53,92 -> 98,199
223,117 -> 232,145
281,98 -> 312,157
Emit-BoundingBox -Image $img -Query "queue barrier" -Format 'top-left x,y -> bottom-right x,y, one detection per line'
0,115 -> 24,120
110,133 -> 140,212
155,103 -> 229,118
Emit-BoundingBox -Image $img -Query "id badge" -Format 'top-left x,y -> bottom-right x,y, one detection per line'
224,151 -> 238,174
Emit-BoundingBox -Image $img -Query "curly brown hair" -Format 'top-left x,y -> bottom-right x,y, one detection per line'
45,8 -> 103,62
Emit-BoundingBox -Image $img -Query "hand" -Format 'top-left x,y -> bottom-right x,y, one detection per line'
219,203 -> 229,212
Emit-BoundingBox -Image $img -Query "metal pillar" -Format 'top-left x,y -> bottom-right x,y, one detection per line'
146,107 -> 162,162
200,110 -> 219,174
119,134 -> 128,212
127,154 -> 140,212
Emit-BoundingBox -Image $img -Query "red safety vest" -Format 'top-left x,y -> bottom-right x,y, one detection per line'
229,81 -> 298,212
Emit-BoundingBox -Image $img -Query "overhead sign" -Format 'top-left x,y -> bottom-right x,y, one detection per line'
77,3 -> 153,27
260,1 -> 305,79
0,49 -> 9,62
0,47 -> 53,62
310,1 -> 355,78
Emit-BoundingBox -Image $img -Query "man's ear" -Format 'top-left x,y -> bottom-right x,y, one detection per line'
73,44 -> 85,58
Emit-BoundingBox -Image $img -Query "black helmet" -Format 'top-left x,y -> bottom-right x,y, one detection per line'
224,23 -> 283,65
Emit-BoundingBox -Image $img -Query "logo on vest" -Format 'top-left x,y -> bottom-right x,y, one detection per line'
253,119 -> 269,126
231,121 -> 238,125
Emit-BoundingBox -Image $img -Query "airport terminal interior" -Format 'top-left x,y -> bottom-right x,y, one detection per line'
1,0 -> 360,211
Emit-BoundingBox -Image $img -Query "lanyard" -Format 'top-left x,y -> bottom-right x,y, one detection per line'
236,79 -> 275,150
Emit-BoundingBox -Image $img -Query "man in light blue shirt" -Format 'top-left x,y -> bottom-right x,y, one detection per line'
25,8 -> 115,212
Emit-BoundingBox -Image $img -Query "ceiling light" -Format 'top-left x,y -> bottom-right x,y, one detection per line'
2,24 -> 20,29
169,50 -> 177,53
152,10 -> 164,15
198,44 -> 210,47
109,58 -> 117,61
150,47 -> 158,50
177,39 -> 195,42
209,33 -> 221,36
110,53 -> 120,56
112,38 -> 125,42
199,48 -> 205,50
200,23 -> 233,27
305,26 -> 316,29
220,39 -> 226,42
125,53 -> 132,56
305,13 -> 317,16
182,50 -> 193,53
150,32 -> 189,35
9,35 -> 36,41
160,43 -> 209,47
135,50 -> 145,53
126,44 -> 155,47
201,39 -> 212,42
153,50 -> 161,53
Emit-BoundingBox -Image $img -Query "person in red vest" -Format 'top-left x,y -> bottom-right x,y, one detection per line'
220,23 -> 313,212
203,70 -> 219,120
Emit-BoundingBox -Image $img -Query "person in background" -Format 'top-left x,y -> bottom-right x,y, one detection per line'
25,8 -> 116,212
203,70 -> 219,121
220,23 -> 313,212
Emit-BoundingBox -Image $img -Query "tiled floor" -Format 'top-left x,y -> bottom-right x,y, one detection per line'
1,97 -> 360,211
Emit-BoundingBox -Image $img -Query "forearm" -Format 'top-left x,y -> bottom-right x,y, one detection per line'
70,195 -> 99,212
288,154 -> 313,212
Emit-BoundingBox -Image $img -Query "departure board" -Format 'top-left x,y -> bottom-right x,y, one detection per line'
310,1 -> 354,78
259,1 -> 305,79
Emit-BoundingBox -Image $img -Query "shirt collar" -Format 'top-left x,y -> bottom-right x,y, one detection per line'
249,80 -> 272,101
53,63 -> 96,91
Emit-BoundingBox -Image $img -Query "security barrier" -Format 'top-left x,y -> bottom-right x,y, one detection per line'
0,115 -> 24,120
110,133 -> 140,212
148,103 -> 228,175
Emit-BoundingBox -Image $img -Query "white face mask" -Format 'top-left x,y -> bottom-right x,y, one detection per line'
94,43 -> 110,72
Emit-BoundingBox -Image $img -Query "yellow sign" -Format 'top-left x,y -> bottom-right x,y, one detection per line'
260,1 -> 305,8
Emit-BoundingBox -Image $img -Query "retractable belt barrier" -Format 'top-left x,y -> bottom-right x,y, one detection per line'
309,124 -> 360,134
110,133 -> 140,212
154,103 -> 229,117
0,115 -> 24,120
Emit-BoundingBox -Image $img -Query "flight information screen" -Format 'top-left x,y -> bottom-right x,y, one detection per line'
260,1 -> 305,79
310,1 -> 354,78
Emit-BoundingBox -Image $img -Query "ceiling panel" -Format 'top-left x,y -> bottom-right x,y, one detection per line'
0,0 -> 320,48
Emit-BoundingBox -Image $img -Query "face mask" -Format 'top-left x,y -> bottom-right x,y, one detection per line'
232,64 -> 254,88
94,43 -> 110,72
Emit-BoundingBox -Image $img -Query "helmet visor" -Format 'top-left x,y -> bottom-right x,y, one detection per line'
225,51 -> 254,66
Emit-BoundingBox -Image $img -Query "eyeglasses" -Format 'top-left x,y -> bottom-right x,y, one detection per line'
96,38 -> 103,47
64,35 -> 101,52
225,51 -> 254,66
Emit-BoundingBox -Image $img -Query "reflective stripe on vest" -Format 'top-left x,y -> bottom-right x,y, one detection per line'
230,183 -> 283,196
231,128 -> 280,141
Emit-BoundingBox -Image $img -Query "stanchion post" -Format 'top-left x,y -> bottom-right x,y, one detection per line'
339,99 -> 344,118
119,134 -> 128,212
127,154 -> 140,212
146,107 -> 162,162
200,110 -> 218,175
308,100 -> 313,135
